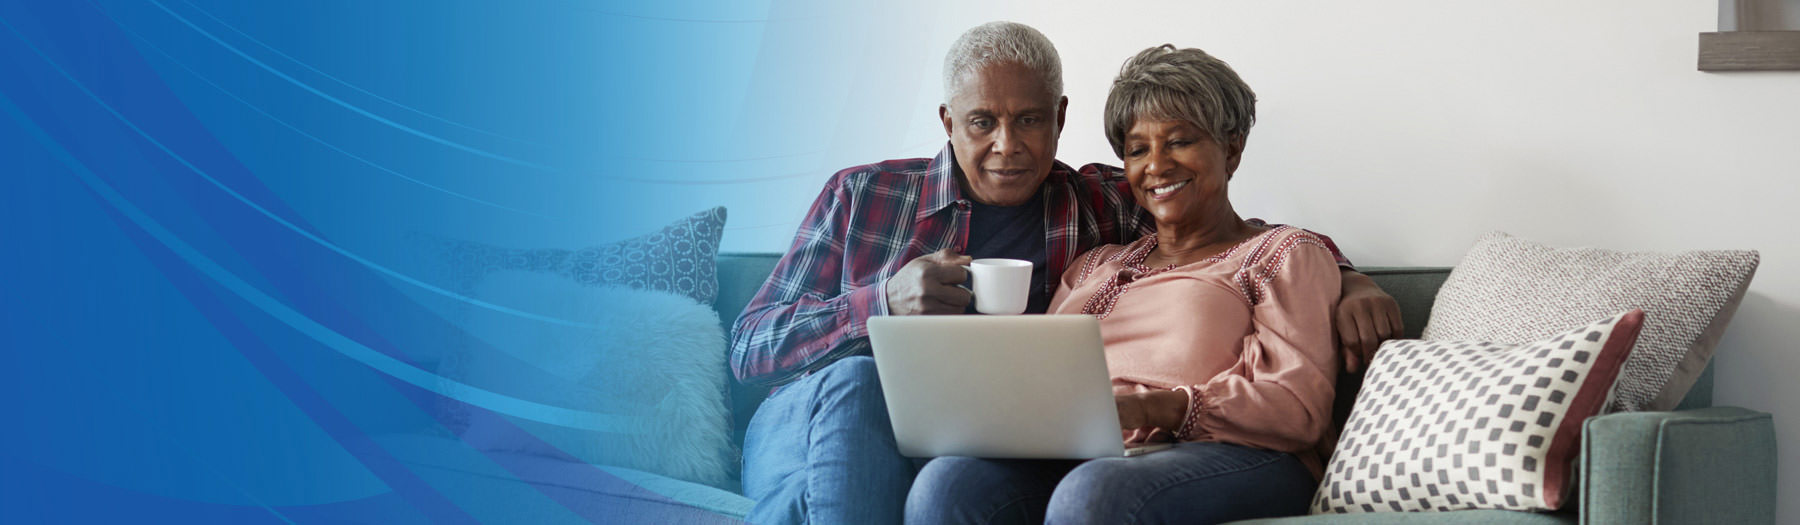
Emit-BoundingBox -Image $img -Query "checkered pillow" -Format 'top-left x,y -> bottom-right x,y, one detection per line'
1312,310 -> 1644,514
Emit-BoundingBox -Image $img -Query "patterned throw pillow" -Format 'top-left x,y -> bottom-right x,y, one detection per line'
1422,232 -> 1757,412
1313,310 -> 1643,514
420,207 -> 727,434
423,206 -> 727,306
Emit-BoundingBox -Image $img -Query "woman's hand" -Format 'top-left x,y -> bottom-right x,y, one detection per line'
1336,270 -> 1404,373
1115,390 -> 1189,432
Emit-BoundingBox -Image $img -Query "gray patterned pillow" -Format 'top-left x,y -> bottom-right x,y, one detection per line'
1314,310 -> 1644,514
419,207 -> 727,433
423,206 -> 726,305
1422,232 -> 1758,412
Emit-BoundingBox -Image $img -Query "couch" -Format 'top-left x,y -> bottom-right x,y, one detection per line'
381,254 -> 1776,524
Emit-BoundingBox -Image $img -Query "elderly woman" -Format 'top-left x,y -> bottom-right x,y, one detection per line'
906,45 -> 1340,524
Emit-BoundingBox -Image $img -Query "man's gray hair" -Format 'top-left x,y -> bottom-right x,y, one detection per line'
942,21 -> 1063,105
1104,45 -> 1257,159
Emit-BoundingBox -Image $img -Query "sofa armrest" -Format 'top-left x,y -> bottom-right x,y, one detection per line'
1579,406 -> 1775,525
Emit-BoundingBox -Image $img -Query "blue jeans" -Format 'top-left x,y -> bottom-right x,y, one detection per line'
741,356 -> 919,525
906,442 -> 1316,525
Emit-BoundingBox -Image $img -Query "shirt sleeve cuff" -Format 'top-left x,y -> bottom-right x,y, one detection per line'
872,279 -> 891,317
1174,385 -> 1214,442
842,280 -> 889,339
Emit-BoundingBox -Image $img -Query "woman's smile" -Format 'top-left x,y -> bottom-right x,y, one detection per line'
1147,179 -> 1191,200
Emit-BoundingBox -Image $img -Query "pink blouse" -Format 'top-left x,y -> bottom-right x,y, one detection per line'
1047,225 -> 1342,477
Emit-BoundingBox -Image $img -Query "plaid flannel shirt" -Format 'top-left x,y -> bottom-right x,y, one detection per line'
729,143 -> 1350,388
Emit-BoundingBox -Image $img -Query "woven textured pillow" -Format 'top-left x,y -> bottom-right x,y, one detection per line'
1313,310 -> 1643,514
1422,232 -> 1757,412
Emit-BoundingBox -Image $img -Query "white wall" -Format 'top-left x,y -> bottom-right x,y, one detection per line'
728,0 -> 1800,519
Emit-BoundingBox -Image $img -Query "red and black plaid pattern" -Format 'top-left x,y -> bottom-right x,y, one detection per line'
729,144 -> 1153,387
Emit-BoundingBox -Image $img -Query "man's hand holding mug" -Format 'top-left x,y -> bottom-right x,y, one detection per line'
885,249 -> 1033,316
885,249 -> 973,315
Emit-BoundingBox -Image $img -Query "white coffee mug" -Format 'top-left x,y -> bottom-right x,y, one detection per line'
965,258 -> 1033,315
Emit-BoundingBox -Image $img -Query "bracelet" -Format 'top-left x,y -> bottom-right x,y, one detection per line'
1172,386 -> 1203,441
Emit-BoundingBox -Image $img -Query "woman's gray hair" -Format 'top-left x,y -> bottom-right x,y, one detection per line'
1104,45 -> 1257,159
943,21 -> 1063,105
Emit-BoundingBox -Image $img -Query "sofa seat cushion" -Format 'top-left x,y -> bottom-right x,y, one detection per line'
1228,508 -> 1573,524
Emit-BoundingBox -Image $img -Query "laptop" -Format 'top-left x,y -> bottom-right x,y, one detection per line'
867,314 -> 1133,459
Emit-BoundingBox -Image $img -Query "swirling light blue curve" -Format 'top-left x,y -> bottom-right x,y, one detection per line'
175,0 -> 543,148
0,91 -> 645,433
140,0 -> 553,171
0,14 -> 598,329
99,5 -> 552,220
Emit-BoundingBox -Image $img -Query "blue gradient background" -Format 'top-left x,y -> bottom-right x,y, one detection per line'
0,0 -> 951,522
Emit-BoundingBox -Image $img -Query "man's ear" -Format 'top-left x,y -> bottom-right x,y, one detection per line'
1054,96 -> 1069,136
940,104 -> 954,136
1225,134 -> 1247,177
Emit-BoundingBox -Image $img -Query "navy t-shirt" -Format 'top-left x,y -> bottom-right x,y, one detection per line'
965,191 -> 1052,314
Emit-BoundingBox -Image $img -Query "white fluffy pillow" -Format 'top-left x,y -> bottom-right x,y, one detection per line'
447,271 -> 735,489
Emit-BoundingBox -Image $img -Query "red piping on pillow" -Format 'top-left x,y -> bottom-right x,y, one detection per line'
1543,309 -> 1645,509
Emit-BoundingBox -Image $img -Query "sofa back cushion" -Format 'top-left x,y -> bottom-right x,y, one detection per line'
715,253 -> 783,441
711,259 -> 1717,448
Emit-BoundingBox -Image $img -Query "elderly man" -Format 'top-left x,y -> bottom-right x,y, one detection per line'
729,21 -> 1401,525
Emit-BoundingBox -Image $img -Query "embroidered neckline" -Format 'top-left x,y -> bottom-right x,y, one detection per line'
1077,226 -> 1285,319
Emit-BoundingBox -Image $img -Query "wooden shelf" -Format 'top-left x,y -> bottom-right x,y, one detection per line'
1699,31 -> 1800,71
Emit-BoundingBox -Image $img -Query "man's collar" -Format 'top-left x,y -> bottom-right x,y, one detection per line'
917,143 -> 966,222
917,142 -> 1074,222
